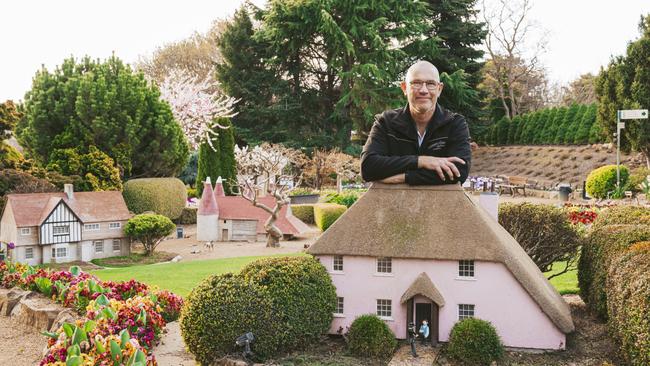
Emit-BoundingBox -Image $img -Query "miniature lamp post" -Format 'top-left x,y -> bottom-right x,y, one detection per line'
615,109 -> 648,188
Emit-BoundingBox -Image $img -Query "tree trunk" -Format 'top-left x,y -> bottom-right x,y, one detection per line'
336,174 -> 342,193
264,212 -> 282,248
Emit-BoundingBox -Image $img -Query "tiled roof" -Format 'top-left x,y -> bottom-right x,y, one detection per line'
214,196 -> 309,236
6,191 -> 131,227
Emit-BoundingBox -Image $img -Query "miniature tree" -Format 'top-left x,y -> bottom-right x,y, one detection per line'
124,213 -> 175,256
234,143 -> 302,247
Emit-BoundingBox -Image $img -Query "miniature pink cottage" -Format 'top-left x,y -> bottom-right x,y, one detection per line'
307,183 -> 574,350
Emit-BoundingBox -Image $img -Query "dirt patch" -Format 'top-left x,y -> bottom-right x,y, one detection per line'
39,260 -> 103,272
91,251 -> 178,267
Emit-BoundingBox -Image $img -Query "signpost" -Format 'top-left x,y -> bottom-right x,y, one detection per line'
616,109 -> 649,189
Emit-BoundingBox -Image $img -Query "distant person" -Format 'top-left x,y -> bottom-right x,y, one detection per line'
361,60 -> 471,185
419,320 -> 430,345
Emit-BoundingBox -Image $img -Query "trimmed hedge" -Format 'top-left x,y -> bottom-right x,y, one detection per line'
177,207 -> 197,225
577,224 -> 650,319
606,244 -> 650,366
291,204 -> 315,224
123,177 -> 187,220
238,256 -> 336,353
314,203 -> 347,231
446,318 -> 504,366
179,273 -> 282,364
592,205 -> 650,228
323,191 -> 363,207
347,314 -> 397,360
586,165 -> 629,199
498,203 -> 580,273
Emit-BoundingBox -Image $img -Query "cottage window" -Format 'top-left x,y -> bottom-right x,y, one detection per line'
458,260 -> 475,278
25,247 -> 34,259
94,240 -> 104,253
112,239 -> 121,252
376,299 -> 392,318
376,257 -> 392,274
334,297 -> 344,315
458,304 -> 475,320
20,228 -> 31,235
52,225 -> 70,236
52,247 -> 67,259
333,256 -> 344,272
108,222 -> 121,229
84,223 -> 100,231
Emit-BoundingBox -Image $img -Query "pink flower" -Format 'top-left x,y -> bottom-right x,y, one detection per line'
7,242 -> 15,249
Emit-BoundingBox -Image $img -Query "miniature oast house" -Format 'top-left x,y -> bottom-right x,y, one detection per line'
307,183 -> 574,350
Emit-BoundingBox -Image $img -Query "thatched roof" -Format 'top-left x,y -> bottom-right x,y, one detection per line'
400,272 -> 445,306
307,183 -> 574,333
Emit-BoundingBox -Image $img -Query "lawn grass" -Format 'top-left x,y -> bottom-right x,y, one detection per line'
91,253 -> 304,297
545,261 -> 579,295
90,251 -> 178,267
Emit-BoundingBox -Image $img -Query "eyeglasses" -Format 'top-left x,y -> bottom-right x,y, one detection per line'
409,80 -> 441,90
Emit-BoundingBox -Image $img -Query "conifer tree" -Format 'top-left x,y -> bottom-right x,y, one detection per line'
514,114 -> 527,144
197,137 -> 220,197
574,104 -> 597,144
564,104 -> 586,144
534,108 -> 554,144
555,104 -> 578,144
216,117 -> 237,195
508,116 -> 521,145
496,117 -> 511,145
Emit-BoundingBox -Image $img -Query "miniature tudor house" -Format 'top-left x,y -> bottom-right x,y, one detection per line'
307,183 -> 574,350
196,177 -> 309,242
0,184 -> 131,265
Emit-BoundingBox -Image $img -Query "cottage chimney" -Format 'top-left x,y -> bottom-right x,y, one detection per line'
64,184 -> 74,200
214,176 -> 226,197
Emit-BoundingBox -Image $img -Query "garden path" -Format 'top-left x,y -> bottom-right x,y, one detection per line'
388,342 -> 439,366
0,315 -> 45,366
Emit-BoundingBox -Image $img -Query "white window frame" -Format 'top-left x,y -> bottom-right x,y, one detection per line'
108,222 -> 121,229
20,228 -> 31,235
52,225 -> 70,236
457,260 -> 475,279
334,297 -> 345,317
376,257 -> 393,275
24,247 -> 34,259
112,239 -> 121,252
52,246 -> 68,259
458,304 -> 475,320
332,255 -> 344,273
84,223 -> 100,231
376,299 -> 393,320
94,240 -> 104,253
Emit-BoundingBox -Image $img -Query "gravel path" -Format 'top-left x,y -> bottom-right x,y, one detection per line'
0,315 -> 46,366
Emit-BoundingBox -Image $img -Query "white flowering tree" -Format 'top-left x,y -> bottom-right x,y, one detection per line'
159,70 -> 239,150
234,143 -> 303,247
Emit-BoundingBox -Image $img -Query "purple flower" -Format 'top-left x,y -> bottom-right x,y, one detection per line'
7,242 -> 15,250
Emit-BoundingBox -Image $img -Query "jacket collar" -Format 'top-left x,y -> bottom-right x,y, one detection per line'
394,103 -> 449,139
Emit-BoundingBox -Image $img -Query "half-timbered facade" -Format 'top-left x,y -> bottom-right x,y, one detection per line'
0,184 -> 131,265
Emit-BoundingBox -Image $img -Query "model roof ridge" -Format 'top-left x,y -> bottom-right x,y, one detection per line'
306,182 -> 574,334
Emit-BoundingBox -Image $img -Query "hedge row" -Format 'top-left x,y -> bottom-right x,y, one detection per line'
122,177 -> 187,220
291,204 -> 315,224
180,256 -> 336,363
177,207 -> 198,225
314,203 -> 347,231
592,205 -> 650,228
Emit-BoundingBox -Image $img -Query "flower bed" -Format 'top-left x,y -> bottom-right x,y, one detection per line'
0,260 -> 183,365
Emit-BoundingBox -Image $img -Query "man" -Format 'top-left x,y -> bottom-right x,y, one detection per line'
361,61 -> 471,185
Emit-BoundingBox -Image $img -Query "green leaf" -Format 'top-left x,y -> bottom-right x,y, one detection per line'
119,329 -> 130,349
95,294 -> 110,306
69,266 -> 81,276
41,330 -> 60,339
95,335 -> 106,353
62,323 -> 75,338
66,355 -> 82,366
110,340 -> 122,363
83,320 -> 96,333
71,327 -> 87,345
67,344 -> 81,357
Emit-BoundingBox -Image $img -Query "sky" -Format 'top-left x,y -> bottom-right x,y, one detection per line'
1,0 -> 649,102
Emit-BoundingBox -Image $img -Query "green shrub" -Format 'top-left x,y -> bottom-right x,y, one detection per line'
123,178 -> 187,220
291,204 -> 315,224
446,318 -> 504,366
627,167 -> 650,192
238,256 -> 336,354
347,314 -> 397,360
592,205 -> 650,228
314,203 -> 347,231
577,224 -> 650,319
586,165 -> 629,199
323,191 -> 363,207
186,187 -> 198,198
180,273 -> 282,364
124,213 -> 176,256
177,207 -> 197,225
606,244 -> 650,366
0,142 -> 23,169
498,203 -> 580,273
290,188 -> 318,196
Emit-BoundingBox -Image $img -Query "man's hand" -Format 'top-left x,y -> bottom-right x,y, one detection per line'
380,173 -> 405,184
418,156 -> 466,181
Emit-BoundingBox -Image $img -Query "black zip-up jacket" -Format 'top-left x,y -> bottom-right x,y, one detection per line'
361,104 -> 471,185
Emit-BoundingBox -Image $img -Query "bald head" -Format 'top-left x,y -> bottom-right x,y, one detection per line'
405,61 -> 440,83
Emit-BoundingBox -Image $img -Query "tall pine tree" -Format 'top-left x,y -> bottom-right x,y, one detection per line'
217,117 -> 237,195
197,138 -> 220,197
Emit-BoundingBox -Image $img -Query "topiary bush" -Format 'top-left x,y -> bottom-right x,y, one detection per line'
578,224 -> 650,319
238,256 -> 336,354
592,205 -> 650,228
586,165 -> 629,199
291,204 -> 315,224
445,318 -> 504,366
180,273 -> 282,364
346,314 -> 397,360
314,203 -> 347,231
177,207 -> 197,225
606,243 -> 650,366
498,203 -> 580,273
122,177 -> 187,220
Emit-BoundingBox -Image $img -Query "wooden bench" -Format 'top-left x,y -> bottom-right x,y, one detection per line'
498,176 -> 527,197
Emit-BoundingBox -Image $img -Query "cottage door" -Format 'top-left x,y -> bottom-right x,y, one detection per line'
415,302 -> 438,344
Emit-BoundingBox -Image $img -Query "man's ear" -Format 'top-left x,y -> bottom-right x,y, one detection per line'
400,81 -> 407,95
438,82 -> 444,95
